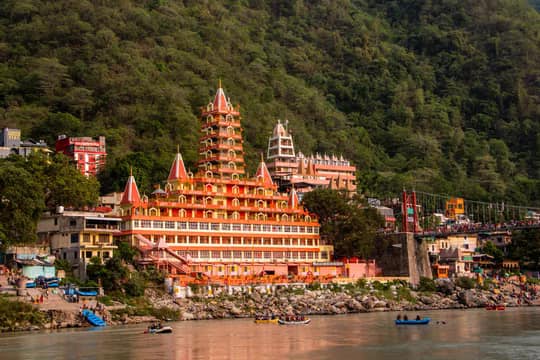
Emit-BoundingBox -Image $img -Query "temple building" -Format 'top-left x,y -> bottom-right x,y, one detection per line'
117,84 -> 336,279
266,120 -> 357,198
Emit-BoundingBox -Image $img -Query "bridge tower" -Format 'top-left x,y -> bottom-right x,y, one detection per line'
401,190 -> 419,233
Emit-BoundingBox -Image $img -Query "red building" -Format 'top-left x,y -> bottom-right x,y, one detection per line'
55,135 -> 106,176
117,84 -> 336,279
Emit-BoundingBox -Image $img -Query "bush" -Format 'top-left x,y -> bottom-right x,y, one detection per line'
124,277 -> 145,297
307,282 -> 321,291
456,276 -> 476,289
417,277 -> 436,292
356,278 -> 367,289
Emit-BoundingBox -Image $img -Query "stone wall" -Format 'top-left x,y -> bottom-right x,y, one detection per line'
371,233 -> 431,285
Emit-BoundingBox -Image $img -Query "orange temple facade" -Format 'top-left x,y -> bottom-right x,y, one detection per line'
117,84 -> 334,279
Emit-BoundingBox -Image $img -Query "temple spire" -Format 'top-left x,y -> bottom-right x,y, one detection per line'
255,153 -> 273,187
120,170 -> 141,205
212,81 -> 229,113
168,149 -> 188,181
289,186 -> 299,208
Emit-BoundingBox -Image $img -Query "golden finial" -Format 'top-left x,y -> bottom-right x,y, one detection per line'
260,153 -> 264,162
177,144 -> 180,153
218,78 -> 222,88
130,166 -> 133,177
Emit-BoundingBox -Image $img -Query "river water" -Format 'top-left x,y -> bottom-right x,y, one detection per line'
1,307 -> 539,360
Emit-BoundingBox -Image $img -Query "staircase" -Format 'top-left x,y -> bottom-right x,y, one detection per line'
133,234 -> 191,275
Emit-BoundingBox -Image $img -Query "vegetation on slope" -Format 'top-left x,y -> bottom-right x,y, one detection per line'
0,0 -> 538,205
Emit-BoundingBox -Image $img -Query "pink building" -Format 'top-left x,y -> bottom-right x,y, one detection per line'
56,135 -> 106,176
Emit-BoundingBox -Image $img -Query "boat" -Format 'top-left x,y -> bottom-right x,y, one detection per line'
485,305 -> 505,311
145,326 -> 173,334
77,289 -> 98,296
395,318 -> 431,325
82,309 -> 106,327
278,318 -> 311,325
254,318 -> 279,324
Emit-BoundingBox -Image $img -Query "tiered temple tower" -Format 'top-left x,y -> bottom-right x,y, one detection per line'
117,84 -> 335,279
266,121 -> 357,197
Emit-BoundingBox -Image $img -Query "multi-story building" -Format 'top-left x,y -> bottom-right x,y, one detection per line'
266,120 -> 356,197
0,127 -> 50,158
55,135 -> 106,176
428,234 -> 478,277
117,84 -> 334,278
37,209 -> 120,280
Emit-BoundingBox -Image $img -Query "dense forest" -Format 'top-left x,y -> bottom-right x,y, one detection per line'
0,0 -> 539,205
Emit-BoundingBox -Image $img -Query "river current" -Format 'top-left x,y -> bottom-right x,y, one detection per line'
1,307 -> 539,360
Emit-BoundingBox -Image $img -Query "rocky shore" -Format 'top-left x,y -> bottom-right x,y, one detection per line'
2,278 -> 538,332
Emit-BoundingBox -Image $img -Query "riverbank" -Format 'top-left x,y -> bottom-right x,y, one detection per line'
2,277 -> 538,332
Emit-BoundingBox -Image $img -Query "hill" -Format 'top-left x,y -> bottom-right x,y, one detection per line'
0,0 -> 539,204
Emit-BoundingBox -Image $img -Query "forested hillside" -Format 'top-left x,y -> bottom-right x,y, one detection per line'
0,0 -> 539,204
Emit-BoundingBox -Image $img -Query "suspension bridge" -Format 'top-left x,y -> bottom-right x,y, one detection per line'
398,190 -> 540,236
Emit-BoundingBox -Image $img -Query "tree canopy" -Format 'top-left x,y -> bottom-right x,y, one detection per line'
302,189 -> 384,258
0,153 -> 99,246
0,0 -> 538,206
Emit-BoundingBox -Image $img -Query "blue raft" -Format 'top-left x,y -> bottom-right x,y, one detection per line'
395,318 -> 430,325
82,309 -> 106,327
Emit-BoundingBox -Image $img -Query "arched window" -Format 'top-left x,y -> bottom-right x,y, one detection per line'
226,126 -> 234,135
280,201 -> 288,209
205,184 -> 213,192
305,215 -> 311,222
179,209 -> 187,218
142,195 -> 149,202
206,115 -> 213,123
149,208 -> 158,216
256,200 -> 265,208
205,171 -> 213,178
228,150 -> 236,158
232,211 -> 240,220
206,103 -> 214,111
232,173 -> 239,180
206,150 -> 213,159
232,198 -> 240,207
225,114 -> 233,122
232,185 -> 239,194
257,187 -> 264,195
256,212 -> 266,221
178,195 -> 186,204
227,138 -> 235,146
228,161 -> 236,169
281,214 -> 289,222
205,210 -> 213,218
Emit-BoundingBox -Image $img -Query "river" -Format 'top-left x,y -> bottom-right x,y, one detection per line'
1,307 -> 539,360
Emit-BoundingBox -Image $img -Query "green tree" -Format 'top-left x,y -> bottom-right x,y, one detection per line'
0,161 -> 45,246
303,189 -> 384,258
481,241 -> 504,264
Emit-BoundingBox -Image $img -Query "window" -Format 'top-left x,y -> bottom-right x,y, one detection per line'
178,236 -> 187,244
242,224 -> 251,231
320,251 -> 328,260
69,219 -> 77,227
222,224 -> 231,231
189,222 -> 198,230
200,236 -> 209,244
200,250 -> 209,258
178,222 -> 187,229
211,223 -> 220,231
200,223 -> 209,230
82,234 -> 91,243
254,251 -> 262,259
165,221 -> 175,229
141,220 -> 151,228
232,224 -> 242,231
274,252 -> 283,259
233,251 -> 242,259
244,251 -> 252,259
103,251 -> 110,259
264,251 -> 271,259
272,225 -> 281,232
253,224 -> 261,232
222,250 -> 232,259
70,234 -> 79,244
153,221 -> 163,228
85,251 -> 92,259
284,226 -> 291,232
